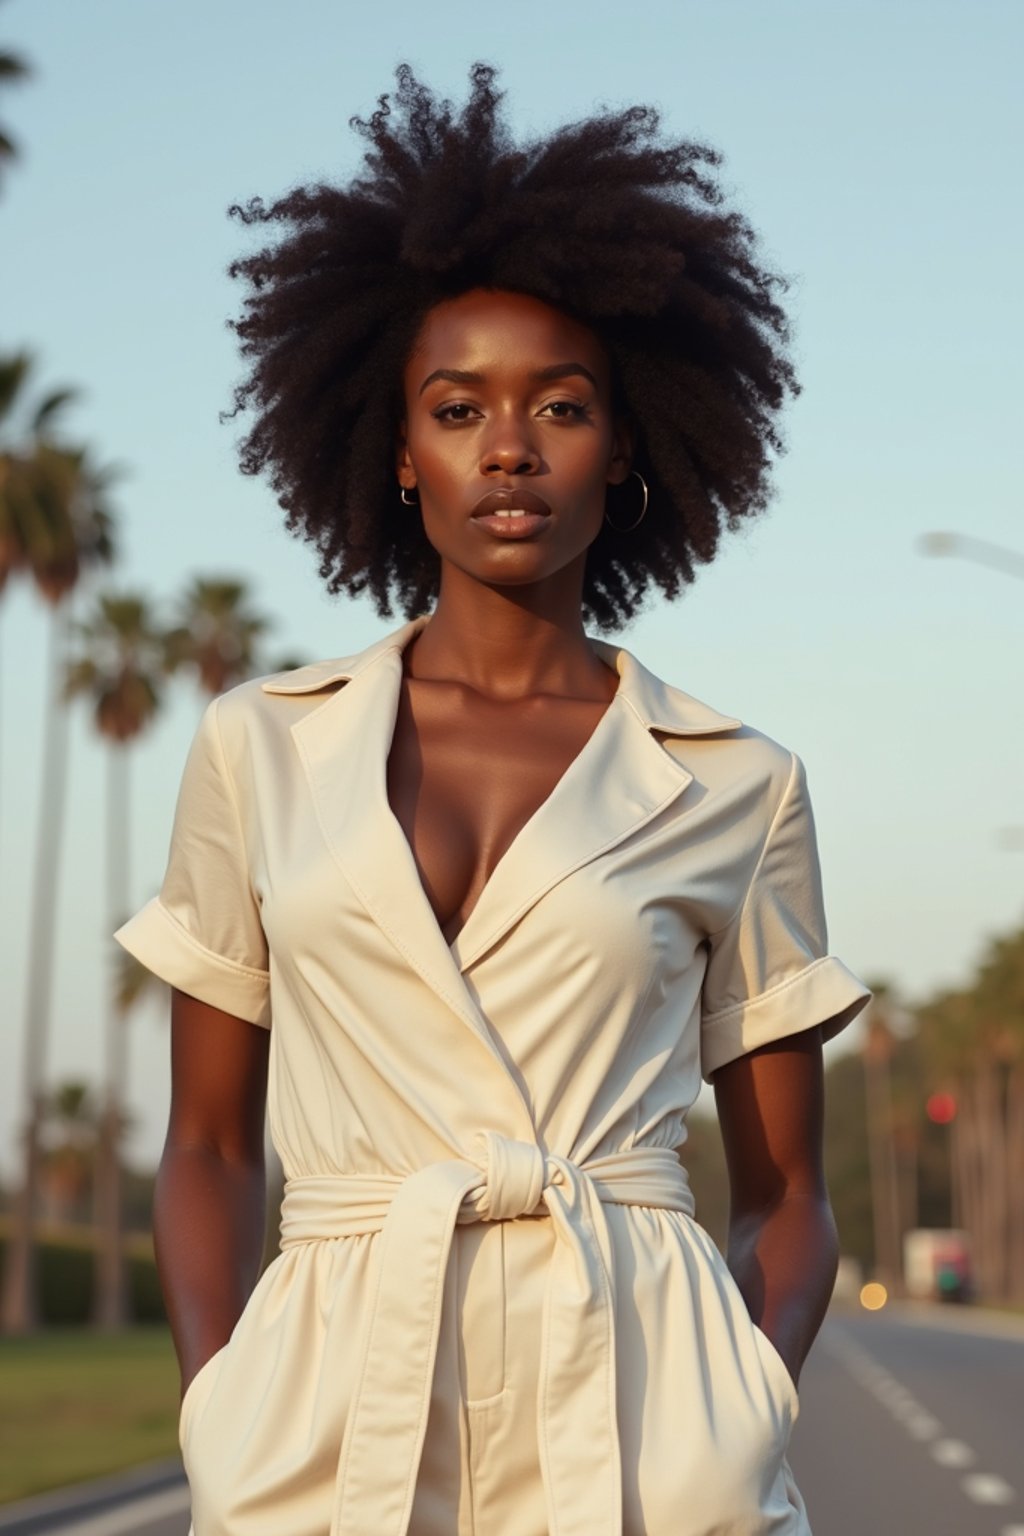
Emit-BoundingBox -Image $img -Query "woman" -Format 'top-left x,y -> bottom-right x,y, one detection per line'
116,63 -> 870,1536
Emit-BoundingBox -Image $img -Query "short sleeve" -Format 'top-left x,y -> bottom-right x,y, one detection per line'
113,695 -> 271,1027
699,752 -> 870,1080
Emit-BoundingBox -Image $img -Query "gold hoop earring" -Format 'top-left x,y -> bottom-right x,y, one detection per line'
400,486 -> 419,507
604,470 -> 648,532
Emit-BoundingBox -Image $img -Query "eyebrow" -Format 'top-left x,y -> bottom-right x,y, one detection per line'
417,362 -> 600,396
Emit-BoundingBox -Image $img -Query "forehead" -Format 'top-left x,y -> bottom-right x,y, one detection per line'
406,288 -> 610,383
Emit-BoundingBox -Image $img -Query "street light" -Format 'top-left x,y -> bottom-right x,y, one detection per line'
919,531 -> 1024,582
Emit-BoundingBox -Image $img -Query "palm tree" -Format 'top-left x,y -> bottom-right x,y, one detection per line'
116,946 -> 168,1017
66,593 -> 165,1329
916,924 -> 1024,1302
163,577 -> 290,1256
0,373 -> 117,1335
163,576 -> 271,695
0,351 -> 82,621
0,356 -> 98,790
40,1080 -> 99,1226
0,19 -> 31,192
860,982 -> 905,1290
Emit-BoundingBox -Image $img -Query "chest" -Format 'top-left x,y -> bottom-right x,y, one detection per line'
385,680 -> 613,946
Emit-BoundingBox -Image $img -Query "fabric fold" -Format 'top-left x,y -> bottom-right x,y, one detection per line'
279,1144 -> 695,1536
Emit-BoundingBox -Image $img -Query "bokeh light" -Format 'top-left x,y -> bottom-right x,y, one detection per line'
926,1092 -> 957,1125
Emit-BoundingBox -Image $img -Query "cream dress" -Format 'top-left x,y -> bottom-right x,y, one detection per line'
115,612 -> 870,1536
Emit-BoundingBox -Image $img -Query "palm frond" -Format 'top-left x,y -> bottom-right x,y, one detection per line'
170,573 -> 274,693
0,51 -> 32,85
66,588 -> 167,744
0,351 -> 31,426
31,387 -> 78,436
116,947 -> 167,1016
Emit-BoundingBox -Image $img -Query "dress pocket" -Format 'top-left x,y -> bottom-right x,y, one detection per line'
178,1341 -> 230,1450
456,1221 -> 508,1407
751,1320 -> 800,1424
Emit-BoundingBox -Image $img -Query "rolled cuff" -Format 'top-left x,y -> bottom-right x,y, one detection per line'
700,955 -> 870,1081
114,896 -> 271,1029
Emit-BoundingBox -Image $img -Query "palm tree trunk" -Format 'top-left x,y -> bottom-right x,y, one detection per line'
1,605 -> 72,1334
966,1066 -> 1008,1300
1007,1063 -> 1024,1301
863,1048 -> 903,1289
1007,1062 -> 1024,1302
92,743 -> 131,1329
896,1132 -> 919,1247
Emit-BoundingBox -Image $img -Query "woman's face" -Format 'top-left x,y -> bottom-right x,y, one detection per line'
396,287 -> 633,594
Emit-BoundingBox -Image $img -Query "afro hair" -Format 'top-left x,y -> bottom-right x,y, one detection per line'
226,61 -> 800,631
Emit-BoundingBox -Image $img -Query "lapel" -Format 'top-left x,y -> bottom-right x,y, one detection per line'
262,615 -> 741,1053
445,635 -> 739,970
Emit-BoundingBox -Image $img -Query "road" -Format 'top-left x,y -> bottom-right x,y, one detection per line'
1,1303 -> 1021,1535
790,1305 -> 1024,1536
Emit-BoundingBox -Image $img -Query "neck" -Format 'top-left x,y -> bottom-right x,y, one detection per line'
404,578 -> 616,704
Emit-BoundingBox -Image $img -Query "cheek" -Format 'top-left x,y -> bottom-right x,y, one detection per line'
407,430 -> 472,493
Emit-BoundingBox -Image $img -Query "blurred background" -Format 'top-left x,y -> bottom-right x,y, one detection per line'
0,1 -> 1021,1532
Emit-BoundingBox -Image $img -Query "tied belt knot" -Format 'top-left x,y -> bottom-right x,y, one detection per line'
280,1139 -> 695,1536
467,1129 -> 545,1221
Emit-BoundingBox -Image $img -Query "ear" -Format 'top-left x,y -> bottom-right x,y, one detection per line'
606,414 -> 635,488
395,417 -> 416,489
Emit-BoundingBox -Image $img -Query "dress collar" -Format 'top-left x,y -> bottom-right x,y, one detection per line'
260,613 -> 741,738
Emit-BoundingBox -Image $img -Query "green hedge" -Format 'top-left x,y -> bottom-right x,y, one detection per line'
0,1238 -> 166,1325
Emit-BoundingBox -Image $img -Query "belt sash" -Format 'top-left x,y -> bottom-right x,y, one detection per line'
279,1138 -> 695,1536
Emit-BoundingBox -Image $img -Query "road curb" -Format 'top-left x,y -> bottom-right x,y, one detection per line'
0,1458 -> 185,1536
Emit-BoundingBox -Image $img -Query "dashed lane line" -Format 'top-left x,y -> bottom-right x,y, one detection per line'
826,1328 -> 1021,1524
960,1473 -> 1014,1506
931,1439 -> 977,1469
905,1410 -> 942,1440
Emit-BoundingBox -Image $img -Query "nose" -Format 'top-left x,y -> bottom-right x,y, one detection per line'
478,415 -> 541,477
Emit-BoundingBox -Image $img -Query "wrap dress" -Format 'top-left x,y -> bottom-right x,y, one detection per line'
114,611 -> 870,1536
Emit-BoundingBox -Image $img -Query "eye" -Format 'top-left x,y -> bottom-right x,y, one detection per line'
539,399 -> 589,420
430,402 -> 480,423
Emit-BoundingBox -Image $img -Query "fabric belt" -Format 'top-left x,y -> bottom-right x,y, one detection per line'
279,1137 -> 695,1536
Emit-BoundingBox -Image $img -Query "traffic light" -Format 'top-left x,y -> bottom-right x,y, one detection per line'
925,1092 -> 957,1125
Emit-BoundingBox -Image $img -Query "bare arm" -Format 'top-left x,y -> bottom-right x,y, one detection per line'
712,1022 -> 837,1390
154,987 -> 270,1403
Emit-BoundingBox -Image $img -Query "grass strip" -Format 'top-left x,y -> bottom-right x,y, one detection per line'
0,1328 -> 180,1504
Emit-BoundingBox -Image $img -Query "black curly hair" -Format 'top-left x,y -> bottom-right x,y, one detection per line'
226,62 -> 800,631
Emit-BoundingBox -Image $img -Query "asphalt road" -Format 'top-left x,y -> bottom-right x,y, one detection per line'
790,1305 -> 1024,1536
2,1303 -> 1022,1535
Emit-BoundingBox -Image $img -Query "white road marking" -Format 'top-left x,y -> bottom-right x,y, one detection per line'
961,1473 -> 1014,1506
829,1326 -> 1021,1518
931,1439 -> 977,1469
1000,1525 -> 1024,1535
44,1484 -> 191,1535
905,1411 -> 942,1440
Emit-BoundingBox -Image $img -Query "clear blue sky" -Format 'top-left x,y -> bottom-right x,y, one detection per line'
1,0 -> 1021,1178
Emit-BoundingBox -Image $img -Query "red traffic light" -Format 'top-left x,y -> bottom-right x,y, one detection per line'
926,1092 -> 957,1125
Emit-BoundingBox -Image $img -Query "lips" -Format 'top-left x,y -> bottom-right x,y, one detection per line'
471,488 -> 552,519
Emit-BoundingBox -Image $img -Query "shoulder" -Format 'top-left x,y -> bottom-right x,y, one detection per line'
198,660 -> 354,768
662,720 -> 799,835
608,637 -> 798,795
641,658 -> 797,804
212,626 -> 401,734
